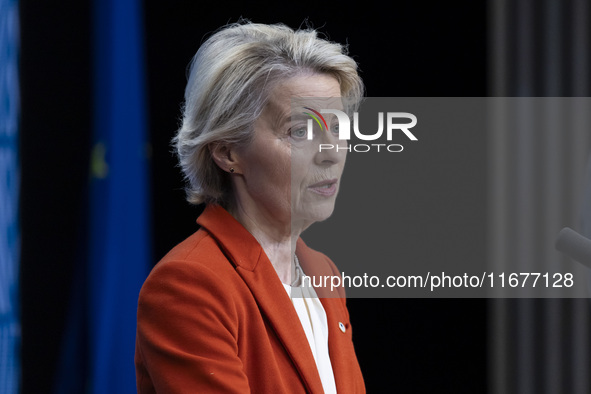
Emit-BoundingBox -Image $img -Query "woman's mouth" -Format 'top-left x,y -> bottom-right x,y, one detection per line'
308,179 -> 338,196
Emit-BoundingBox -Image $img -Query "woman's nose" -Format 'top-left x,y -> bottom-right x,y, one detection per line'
314,130 -> 346,166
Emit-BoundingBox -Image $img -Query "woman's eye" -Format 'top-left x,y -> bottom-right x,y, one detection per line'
290,127 -> 307,139
331,124 -> 339,135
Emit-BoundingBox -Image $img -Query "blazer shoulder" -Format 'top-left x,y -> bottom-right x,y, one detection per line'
135,231 -> 252,393
150,228 -> 238,276
139,228 -> 248,319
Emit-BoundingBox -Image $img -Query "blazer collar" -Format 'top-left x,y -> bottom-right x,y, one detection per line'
197,205 -> 325,393
196,204 -> 262,271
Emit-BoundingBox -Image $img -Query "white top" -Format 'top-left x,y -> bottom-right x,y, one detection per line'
282,257 -> 337,394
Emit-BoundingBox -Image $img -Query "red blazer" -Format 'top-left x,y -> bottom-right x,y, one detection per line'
135,204 -> 365,393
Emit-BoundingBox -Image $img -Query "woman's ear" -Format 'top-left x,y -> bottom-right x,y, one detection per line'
210,143 -> 240,174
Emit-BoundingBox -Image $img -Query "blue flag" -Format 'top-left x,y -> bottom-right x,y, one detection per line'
88,0 -> 150,392
0,1 -> 20,393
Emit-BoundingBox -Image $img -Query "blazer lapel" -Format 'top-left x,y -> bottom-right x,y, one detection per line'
296,239 -> 351,393
197,205 -> 325,393
319,297 -> 350,394
237,263 -> 325,393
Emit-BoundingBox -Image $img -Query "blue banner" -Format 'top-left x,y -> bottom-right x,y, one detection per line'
0,1 -> 20,393
88,0 -> 150,392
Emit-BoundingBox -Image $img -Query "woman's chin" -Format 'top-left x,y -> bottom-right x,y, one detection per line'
292,204 -> 336,227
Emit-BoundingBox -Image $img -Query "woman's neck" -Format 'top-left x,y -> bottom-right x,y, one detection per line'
229,201 -> 304,285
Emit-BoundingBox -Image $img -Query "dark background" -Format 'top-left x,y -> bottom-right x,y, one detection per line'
19,1 -> 487,392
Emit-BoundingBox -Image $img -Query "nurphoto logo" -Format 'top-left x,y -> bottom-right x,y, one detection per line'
303,108 -> 418,153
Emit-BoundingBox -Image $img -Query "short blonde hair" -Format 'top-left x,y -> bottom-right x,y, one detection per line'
174,22 -> 364,205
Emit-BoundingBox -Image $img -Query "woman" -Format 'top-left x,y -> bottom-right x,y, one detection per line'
135,22 -> 365,393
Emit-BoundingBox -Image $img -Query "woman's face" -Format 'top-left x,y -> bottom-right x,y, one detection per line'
234,73 -> 346,232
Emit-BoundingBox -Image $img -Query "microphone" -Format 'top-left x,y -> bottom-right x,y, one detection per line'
555,227 -> 591,269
